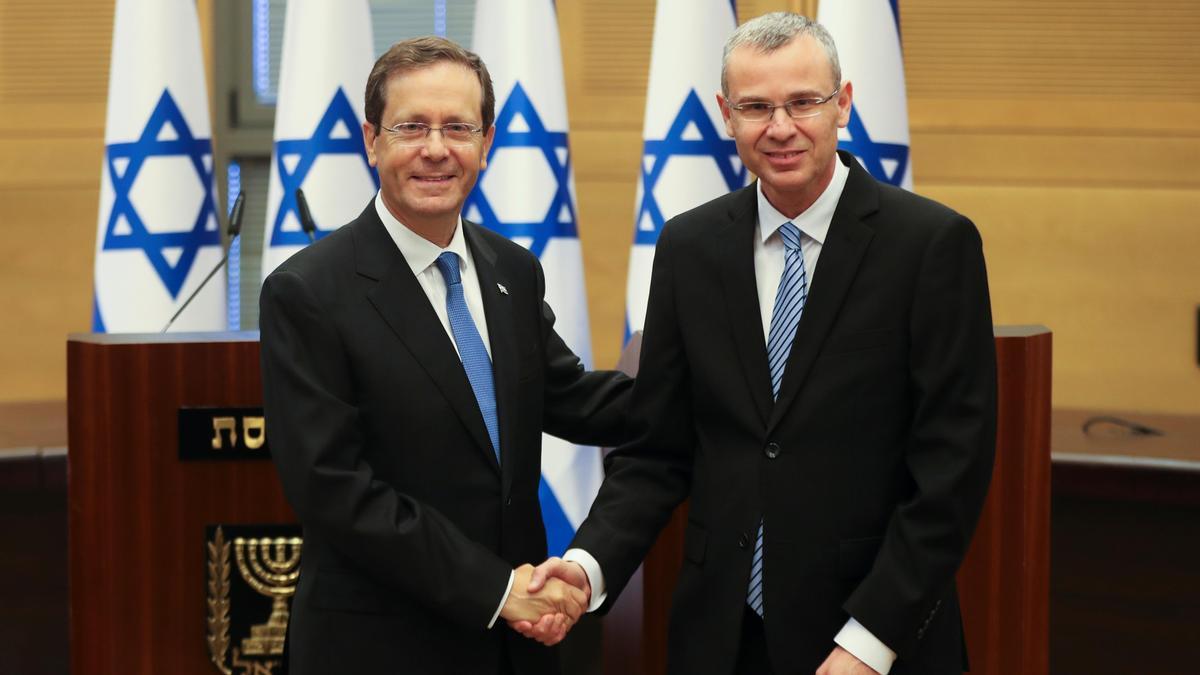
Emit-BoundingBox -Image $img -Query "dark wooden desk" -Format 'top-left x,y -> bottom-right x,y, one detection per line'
1050,408 -> 1200,674
0,399 -> 67,675
1052,408 -> 1200,506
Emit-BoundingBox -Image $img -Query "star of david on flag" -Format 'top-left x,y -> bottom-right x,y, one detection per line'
840,104 -> 910,187
820,0 -> 914,190
268,88 -> 378,248
465,82 -> 575,258
634,89 -> 745,246
101,89 -> 219,300
626,0 -> 743,337
93,0 -> 225,332
260,0 -> 375,279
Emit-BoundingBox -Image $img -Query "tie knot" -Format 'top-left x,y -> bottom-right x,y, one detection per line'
435,251 -> 461,286
778,221 -> 801,252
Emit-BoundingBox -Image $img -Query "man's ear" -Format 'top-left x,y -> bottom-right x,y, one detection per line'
835,81 -> 853,129
716,92 -> 735,137
362,121 -> 379,166
479,124 -> 496,170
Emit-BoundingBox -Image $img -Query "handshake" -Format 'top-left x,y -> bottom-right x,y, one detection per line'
498,557 -> 590,646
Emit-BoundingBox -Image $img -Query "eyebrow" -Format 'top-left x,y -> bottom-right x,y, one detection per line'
734,89 -> 827,102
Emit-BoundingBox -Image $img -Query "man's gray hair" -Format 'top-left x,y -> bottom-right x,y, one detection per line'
721,12 -> 842,96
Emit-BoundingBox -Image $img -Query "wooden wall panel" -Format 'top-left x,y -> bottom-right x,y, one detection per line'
927,184 -> 1200,413
900,0 -> 1200,413
0,1 -> 112,102
0,0 -> 112,403
0,187 -> 97,401
902,0 -> 1200,99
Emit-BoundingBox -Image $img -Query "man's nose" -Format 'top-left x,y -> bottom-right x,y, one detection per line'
765,106 -> 795,135
421,129 -> 450,159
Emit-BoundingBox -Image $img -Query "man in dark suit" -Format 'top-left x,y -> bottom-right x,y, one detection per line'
521,12 -> 996,675
259,37 -> 632,675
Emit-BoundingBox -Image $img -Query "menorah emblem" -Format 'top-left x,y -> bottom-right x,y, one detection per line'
233,536 -> 303,656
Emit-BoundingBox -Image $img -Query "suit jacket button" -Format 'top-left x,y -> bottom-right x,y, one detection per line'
738,533 -> 750,549
764,442 -> 781,459
505,497 -> 512,507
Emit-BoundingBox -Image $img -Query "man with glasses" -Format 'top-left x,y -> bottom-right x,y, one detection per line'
259,36 -> 632,675
520,12 -> 997,675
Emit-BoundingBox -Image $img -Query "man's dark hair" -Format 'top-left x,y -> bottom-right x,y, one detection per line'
364,36 -> 495,131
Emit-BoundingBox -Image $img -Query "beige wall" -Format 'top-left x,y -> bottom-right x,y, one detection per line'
1,0 -> 1197,414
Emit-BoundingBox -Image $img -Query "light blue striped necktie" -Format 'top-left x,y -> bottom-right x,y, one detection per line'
434,251 -> 500,463
748,221 -> 808,617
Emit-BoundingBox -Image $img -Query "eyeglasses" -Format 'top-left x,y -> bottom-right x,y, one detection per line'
380,122 -> 484,147
728,87 -> 841,122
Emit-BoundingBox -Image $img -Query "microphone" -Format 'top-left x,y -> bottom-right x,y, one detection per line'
161,190 -> 246,333
295,188 -> 317,243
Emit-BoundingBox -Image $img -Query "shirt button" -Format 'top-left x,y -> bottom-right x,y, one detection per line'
764,442 -> 781,459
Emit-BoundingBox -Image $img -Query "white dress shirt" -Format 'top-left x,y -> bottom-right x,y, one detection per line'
566,156 -> 898,674
373,193 -> 515,629
374,193 -> 492,359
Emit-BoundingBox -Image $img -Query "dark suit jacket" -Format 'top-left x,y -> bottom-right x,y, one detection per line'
573,152 -> 997,675
259,202 -> 632,675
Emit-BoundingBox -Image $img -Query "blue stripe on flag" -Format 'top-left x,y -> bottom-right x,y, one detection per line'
538,476 -> 575,557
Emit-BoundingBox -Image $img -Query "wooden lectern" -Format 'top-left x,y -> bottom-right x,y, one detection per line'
603,326 -> 1052,675
67,333 -> 295,675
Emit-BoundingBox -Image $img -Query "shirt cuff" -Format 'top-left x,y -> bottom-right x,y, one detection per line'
487,570 -> 516,629
834,618 -> 897,674
562,548 -> 607,612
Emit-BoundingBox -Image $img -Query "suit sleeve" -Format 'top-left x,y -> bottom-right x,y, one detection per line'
569,224 -> 697,606
532,256 -> 634,448
259,269 -> 512,630
844,214 -> 998,655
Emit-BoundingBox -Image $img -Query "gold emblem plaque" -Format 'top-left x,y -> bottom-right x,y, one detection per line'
206,525 -> 303,675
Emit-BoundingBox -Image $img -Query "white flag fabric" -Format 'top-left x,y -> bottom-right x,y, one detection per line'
626,0 -> 747,337
260,0 -> 377,279
93,0 -> 223,332
470,0 -> 597,556
818,0 -> 913,190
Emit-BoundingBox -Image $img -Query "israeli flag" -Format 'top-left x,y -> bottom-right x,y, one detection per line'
260,0 -> 378,279
819,0 -> 913,189
470,0 -> 597,557
93,0 -> 223,332
626,0 -> 747,337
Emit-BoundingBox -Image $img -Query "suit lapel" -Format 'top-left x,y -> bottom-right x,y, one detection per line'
463,223 -> 518,500
768,155 -> 879,432
355,207 -> 500,475
717,186 -> 773,427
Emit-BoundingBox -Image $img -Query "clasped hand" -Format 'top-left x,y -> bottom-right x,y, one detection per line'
501,558 -> 590,646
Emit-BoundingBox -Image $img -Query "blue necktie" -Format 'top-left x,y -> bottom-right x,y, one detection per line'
748,221 -> 808,617
434,252 -> 500,463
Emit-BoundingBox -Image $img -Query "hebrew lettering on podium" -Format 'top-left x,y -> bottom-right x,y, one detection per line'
211,417 -> 238,450
242,416 -> 266,450
182,408 -> 271,460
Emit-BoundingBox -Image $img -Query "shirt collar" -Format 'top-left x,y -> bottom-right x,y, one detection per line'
373,191 -> 471,278
756,154 -> 850,245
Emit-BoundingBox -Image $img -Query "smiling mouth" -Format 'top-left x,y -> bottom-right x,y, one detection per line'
413,175 -> 454,183
765,150 -> 804,159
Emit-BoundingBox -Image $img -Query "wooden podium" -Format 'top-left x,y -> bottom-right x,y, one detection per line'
602,326 -> 1052,675
67,333 -> 295,675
